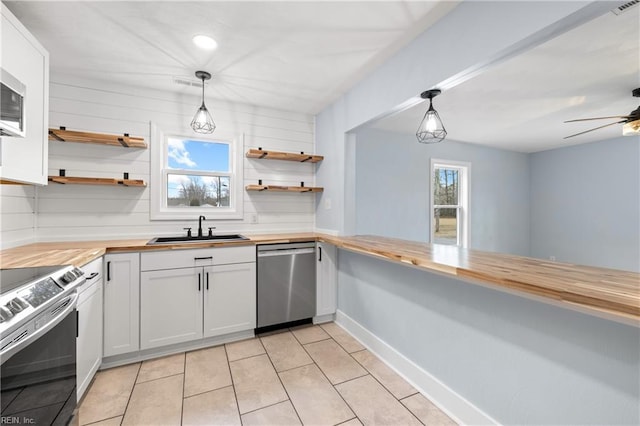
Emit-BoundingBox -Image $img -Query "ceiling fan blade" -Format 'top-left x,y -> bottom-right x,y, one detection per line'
564,115 -> 632,123
563,120 -> 626,139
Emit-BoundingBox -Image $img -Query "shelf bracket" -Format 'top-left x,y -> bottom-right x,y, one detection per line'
117,137 -> 128,148
49,129 -> 64,142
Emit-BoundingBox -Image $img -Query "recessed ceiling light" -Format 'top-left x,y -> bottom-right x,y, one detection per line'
192,35 -> 218,50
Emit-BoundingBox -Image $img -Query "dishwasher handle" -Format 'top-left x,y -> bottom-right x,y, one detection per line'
257,248 -> 315,257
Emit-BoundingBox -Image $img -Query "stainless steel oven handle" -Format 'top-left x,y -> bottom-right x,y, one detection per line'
0,292 -> 78,364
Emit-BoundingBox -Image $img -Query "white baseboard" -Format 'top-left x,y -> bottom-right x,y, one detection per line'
313,313 -> 335,324
336,310 -> 499,426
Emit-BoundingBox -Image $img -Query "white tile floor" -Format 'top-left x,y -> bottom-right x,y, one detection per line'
79,322 -> 456,425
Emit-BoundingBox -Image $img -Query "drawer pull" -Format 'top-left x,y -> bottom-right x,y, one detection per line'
194,256 -> 213,261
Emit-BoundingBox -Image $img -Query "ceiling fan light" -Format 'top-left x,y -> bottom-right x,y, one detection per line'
622,119 -> 640,136
191,71 -> 216,134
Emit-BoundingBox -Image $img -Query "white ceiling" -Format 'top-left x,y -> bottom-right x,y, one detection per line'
373,6 -> 640,152
5,1 -> 455,114
6,2 -> 639,152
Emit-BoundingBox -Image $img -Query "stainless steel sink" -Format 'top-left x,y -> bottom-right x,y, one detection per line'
147,234 -> 249,245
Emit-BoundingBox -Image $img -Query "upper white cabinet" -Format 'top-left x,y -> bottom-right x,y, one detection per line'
0,4 -> 49,185
316,242 -> 338,318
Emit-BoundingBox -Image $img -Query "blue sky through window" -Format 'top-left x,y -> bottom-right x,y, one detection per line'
167,137 -> 229,172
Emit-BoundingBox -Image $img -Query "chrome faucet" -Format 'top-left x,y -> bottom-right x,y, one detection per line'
198,215 -> 206,237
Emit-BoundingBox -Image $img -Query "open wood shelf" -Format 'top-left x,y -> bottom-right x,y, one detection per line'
246,148 -> 323,163
48,176 -> 146,187
49,128 -> 147,149
246,184 -> 323,193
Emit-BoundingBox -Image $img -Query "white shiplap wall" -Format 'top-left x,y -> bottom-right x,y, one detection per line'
37,76 -> 316,241
0,185 -> 36,248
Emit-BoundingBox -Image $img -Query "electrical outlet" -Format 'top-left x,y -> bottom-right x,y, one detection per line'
324,198 -> 331,210
250,214 -> 258,224
549,255 -> 556,261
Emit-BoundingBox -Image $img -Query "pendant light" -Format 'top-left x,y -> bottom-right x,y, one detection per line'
416,89 -> 447,144
191,71 -> 216,134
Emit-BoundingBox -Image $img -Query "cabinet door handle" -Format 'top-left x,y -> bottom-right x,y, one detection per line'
194,256 -> 213,261
319,246 -> 322,262
107,261 -> 111,281
76,310 -> 79,338
206,272 -> 209,290
198,273 -> 201,291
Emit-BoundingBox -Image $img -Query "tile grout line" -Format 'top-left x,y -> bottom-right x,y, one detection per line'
349,349 -> 415,401
81,414 -> 124,426
260,334 -> 304,425
298,335 -> 363,425
319,323 -> 365,355
345,351 -> 426,426
222,344 -> 244,425
179,353 -> 186,426
119,362 -> 142,425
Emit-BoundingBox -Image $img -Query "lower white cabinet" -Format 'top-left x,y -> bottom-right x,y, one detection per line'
76,258 -> 103,401
140,247 -> 256,350
316,242 -> 338,316
140,267 -> 203,349
103,252 -> 140,357
204,263 -> 256,337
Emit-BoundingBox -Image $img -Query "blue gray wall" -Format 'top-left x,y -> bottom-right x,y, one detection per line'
338,250 -> 640,425
354,128 -> 531,256
530,137 -> 640,272
316,1 -> 597,234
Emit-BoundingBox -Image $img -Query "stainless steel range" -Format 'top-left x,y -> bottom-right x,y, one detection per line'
1,264 -> 85,425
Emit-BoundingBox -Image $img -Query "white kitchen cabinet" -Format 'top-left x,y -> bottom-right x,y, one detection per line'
204,263 -> 256,337
139,247 -> 256,350
103,252 -> 140,357
316,242 -> 338,317
76,257 -> 103,401
0,4 -> 49,185
140,267 -> 203,349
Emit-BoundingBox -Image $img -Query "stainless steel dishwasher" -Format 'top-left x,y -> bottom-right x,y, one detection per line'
257,242 -> 316,331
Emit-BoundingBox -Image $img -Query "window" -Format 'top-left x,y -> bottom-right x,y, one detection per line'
430,159 -> 470,247
150,125 -> 244,220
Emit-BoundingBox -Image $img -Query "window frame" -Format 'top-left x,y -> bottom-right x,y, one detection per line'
150,123 -> 244,221
429,158 -> 470,247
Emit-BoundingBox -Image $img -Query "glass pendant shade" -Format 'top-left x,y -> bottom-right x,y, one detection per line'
191,71 -> 216,134
416,90 -> 447,144
191,103 -> 216,134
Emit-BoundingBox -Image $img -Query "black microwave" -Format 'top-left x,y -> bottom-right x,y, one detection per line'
0,68 -> 26,138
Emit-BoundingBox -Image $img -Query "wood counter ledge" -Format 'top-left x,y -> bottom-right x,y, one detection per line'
1,234 -> 637,325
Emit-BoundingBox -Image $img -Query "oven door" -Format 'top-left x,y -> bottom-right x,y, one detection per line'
1,299 -> 78,425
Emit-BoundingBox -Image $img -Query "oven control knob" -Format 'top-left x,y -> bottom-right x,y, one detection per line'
8,297 -> 28,313
74,268 -> 84,277
0,305 -> 13,322
61,271 -> 75,283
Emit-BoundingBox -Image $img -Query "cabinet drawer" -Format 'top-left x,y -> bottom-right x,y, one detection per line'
141,245 -> 255,271
212,245 -> 255,266
141,248 -> 214,271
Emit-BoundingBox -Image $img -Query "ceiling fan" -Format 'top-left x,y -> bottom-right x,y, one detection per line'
564,87 -> 640,139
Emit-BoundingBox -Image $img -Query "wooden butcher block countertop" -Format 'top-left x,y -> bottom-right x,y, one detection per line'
1,233 -> 638,325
